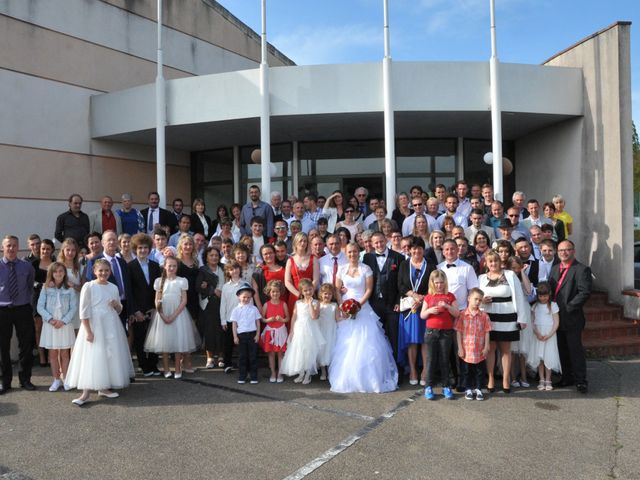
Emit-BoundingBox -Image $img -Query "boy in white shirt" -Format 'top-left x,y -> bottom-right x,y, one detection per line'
230,283 -> 262,384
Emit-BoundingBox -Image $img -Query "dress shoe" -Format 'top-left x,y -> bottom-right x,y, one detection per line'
576,383 -> 588,394
21,381 -> 36,391
98,391 -> 120,399
72,398 -> 89,406
502,387 -> 511,394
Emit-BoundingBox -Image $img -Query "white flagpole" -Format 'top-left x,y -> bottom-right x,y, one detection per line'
382,0 -> 396,217
489,0 -> 503,202
260,0 -> 272,200
156,0 -> 167,206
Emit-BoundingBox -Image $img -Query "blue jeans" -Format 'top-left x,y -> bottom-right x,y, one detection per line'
424,328 -> 454,387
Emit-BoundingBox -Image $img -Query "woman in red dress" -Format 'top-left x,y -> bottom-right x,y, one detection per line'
284,233 -> 320,321
252,244 -> 287,310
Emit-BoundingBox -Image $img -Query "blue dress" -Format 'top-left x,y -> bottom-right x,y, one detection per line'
397,260 -> 428,367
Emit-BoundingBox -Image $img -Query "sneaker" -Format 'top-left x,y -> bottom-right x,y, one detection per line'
424,386 -> 435,400
237,379 -> 246,384
510,379 -> 521,388
224,366 -> 233,374
464,389 -> 474,400
250,380 -> 259,384
49,379 -> 62,392
520,380 -> 530,388
143,371 -> 154,377
474,389 -> 484,401
443,387 -> 454,400
205,360 -> 215,369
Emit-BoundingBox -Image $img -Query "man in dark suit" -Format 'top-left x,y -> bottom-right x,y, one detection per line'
363,232 -> 404,368
140,191 -> 177,235
128,233 -> 162,376
549,240 -> 592,393
85,230 -> 133,329
515,237 -> 540,287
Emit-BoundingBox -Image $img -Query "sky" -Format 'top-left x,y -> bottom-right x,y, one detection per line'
217,0 -> 639,125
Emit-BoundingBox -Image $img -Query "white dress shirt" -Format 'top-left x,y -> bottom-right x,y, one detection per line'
437,258 -> 478,310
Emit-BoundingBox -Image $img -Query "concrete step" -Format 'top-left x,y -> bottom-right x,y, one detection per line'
584,335 -> 640,357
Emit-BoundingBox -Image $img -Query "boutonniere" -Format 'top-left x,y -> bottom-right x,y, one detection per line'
390,263 -> 398,271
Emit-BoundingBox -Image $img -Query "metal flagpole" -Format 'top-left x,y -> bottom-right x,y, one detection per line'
259,0 -> 272,200
489,0 -> 503,202
155,0 -> 167,205
382,0 -> 396,217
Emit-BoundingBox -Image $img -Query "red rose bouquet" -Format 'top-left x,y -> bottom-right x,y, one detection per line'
340,298 -> 361,319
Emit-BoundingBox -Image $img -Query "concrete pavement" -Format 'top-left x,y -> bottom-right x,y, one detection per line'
1,358 -> 638,480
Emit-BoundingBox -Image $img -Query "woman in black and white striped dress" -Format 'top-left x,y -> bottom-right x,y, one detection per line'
478,250 -> 530,393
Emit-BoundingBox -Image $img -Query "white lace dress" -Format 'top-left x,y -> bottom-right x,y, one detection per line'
329,263 -> 398,393
280,300 -> 326,376
65,281 -> 135,390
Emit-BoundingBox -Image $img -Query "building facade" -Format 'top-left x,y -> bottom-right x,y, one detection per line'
0,1 -> 633,305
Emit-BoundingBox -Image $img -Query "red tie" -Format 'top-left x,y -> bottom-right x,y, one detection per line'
332,257 -> 338,286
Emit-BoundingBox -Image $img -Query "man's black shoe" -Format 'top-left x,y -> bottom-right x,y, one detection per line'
20,381 -> 36,391
576,383 -> 588,394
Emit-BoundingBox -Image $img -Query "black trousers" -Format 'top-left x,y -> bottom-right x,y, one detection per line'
460,359 -> 487,390
237,331 -> 258,381
0,304 -> 35,387
132,317 -> 158,373
370,298 -> 399,360
557,328 -> 587,385
222,324 -> 235,367
424,328 -> 454,387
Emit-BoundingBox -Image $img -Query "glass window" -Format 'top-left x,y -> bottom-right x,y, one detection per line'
240,144 -> 293,200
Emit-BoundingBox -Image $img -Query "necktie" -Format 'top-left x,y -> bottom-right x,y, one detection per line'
332,257 -> 338,286
110,258 -> 125,298
148,209 -> 154,232
7,261 -> 18,303
446,264 -> 456,268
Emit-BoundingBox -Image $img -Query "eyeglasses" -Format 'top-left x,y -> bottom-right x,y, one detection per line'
274,226 -> 287,230
412,203 -> 423,207
345,209 -> 354,213
558,248 -> 574,252
508,214 -> 519,218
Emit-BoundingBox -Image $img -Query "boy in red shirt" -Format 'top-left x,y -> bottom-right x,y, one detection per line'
455,288 -> 492,400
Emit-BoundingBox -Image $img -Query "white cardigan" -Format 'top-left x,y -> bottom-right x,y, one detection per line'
478,269 -> 530,325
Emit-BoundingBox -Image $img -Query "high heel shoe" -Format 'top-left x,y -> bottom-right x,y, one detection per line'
502,387 -> 511,394
487,386 -> 495,393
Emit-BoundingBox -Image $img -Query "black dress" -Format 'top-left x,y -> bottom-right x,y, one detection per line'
178,261 -> 200,320
195,266 -> 224,352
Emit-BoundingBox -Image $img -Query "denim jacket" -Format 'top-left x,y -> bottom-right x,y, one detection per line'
37,286 -> 78,325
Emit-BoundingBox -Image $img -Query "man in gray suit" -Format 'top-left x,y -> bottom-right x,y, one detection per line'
88,196 -> 122,235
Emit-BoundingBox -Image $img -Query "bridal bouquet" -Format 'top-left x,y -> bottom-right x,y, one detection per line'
340,299 -> 361,319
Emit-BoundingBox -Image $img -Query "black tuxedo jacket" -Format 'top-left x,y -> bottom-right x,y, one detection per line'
522,257 -> 540,286
363,250 -> 404,307
86,254 -> 134,315
127,259 -> 162,315
141,207 -> 178,234
548,260 -> 592,330
397,257 -> 436,310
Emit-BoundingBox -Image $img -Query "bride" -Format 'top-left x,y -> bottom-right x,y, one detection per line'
329,242 -> 398,393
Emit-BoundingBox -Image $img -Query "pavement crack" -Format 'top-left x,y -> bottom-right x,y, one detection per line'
601,361 -> 623,479
282,391 -> 422,480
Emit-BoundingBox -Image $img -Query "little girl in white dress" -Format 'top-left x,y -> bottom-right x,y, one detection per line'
144,256 -> 198,379
280,279 -> 325,384
316,283 -> 339,381
65,259 -> 135,405
526,282 -> 562,390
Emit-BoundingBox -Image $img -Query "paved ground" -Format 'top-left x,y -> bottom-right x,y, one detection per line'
1,358 -> 639,480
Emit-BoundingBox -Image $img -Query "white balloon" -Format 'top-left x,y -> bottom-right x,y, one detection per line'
483,152 -> 493,164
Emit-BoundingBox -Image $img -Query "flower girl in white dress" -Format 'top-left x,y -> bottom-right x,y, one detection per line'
144,256 -> 198,379
65,259 -> 135,405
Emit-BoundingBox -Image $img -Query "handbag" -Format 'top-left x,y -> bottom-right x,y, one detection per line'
399,296 -> 416,312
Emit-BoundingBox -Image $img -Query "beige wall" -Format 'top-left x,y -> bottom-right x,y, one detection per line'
101,0 -> 294,67
523,23 -> 634,302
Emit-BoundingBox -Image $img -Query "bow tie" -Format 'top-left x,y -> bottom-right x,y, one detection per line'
446,264 -> 457,268
376,253 -> 386,257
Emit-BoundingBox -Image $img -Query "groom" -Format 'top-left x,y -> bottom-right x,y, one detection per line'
363,232 -> 403,378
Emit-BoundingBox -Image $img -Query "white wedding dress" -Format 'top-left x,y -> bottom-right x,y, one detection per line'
329,263 -> 398,393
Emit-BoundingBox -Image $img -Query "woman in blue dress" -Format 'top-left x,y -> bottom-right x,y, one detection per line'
397,236 -> 436,386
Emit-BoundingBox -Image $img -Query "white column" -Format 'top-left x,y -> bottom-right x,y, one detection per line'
155,0 -> 166,206
233,146 -> 240,203
259,0 -> 271,200
489,0 -> 504,202
382,0 -> 396,217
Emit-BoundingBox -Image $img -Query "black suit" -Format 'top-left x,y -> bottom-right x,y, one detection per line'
522,257 -> 540,287
363,250 -> 404,360
141,207 -> 178,234
549,260 -> 592,386
128,259 -> 162,374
